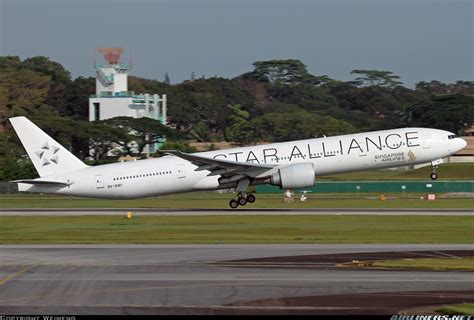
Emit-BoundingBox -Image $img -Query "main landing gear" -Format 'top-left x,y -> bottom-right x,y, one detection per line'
229,192 -> 256,209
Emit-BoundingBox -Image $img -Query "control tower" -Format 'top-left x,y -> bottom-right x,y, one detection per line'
94,47 -> 130,96
89,48 -> 167,155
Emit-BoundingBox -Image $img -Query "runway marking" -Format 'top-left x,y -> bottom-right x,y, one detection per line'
0,281 -> 275,303
402,251 -> 459,259
432,251 -> 463,259
80,305 -> 368,311
71,247 -> 258,260
0,254 -> 42,263
2,290 -> 472,309
0,263 -> 39,286
31,247 -> 262,265
347,291 -> 474,299
4,276 -> 471,283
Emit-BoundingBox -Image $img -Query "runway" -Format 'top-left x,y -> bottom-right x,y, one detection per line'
1,208 -> 473,216
0,244 -> 472,314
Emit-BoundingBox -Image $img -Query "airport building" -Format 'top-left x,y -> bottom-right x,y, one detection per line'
88,48 -> 167,155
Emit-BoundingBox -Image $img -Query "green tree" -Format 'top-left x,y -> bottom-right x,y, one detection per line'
224,104 -> 254,144
415,80 -> 474,95
87,122 -> 130,160
21,56 -> 72,116
102,117 -> 176,155
21,56 -> 70,83
328,82 -> 413,130
406,94 -> 474,134
251,110 -> 356,142
157,140 -> 197,154
63,77 -> 95,120
269,83 -> 339,112
350,70 -> 403,88
246,59 -> 313,85
0,56 -> 21,69
187,121 -> 215,142
0,68 -> 51,131
0,132 -> 36,181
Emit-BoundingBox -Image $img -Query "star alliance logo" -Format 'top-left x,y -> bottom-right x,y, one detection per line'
35,141 -> 61,166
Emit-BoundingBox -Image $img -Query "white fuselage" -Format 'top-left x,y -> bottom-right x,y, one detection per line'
19,127 -> 466,198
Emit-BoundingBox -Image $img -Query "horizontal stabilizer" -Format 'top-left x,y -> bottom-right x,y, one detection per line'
12,179 -> 70,186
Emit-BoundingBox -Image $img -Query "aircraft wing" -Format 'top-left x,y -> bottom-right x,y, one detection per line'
162,150 -> 275,178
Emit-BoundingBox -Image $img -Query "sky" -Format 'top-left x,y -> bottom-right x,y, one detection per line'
0,0 -> 473,87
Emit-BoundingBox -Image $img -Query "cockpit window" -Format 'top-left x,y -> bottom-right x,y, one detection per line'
448,134 -> 459,139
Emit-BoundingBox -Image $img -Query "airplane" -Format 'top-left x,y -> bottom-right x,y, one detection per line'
9,116 -> 467,208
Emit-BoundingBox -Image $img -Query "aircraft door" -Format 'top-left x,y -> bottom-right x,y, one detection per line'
95,174 -> 105,189
422,136 -> 431,149
177,164 -> 186,178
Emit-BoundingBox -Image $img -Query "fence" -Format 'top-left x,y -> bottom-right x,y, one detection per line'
0,183 -> 18,194
2,181 -> 473,194
256,181 -> 474,193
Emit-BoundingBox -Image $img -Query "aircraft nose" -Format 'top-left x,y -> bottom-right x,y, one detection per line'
452,137 -> 468,153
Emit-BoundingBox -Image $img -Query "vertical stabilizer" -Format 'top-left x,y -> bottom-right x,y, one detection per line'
9,116 -> 87,177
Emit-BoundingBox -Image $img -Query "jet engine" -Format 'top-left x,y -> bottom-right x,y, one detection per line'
269,163 -> 316,189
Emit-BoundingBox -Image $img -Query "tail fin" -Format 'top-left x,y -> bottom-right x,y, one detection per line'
9,116 -> 87,177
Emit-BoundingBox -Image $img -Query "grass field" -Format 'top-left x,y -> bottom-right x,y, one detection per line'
0,215 -> 472,244
0,192 -> 473,209
436,303 -> 474,315
318,163 -> 474,181
373,257 -> 474,270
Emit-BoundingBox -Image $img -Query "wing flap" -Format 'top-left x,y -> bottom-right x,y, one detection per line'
162,150 -> 275,178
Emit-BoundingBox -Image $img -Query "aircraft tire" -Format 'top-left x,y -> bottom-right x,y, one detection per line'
246,194 -> 256,203
238,197 -> 247,206
430,173 -> 438,180
229,199 -> 239,209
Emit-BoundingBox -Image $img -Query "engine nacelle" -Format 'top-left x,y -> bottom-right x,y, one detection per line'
270,162 -> 316,189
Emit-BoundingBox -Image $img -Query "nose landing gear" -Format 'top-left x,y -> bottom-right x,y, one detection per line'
229,191 -> 257,208
430,160 -> 441,180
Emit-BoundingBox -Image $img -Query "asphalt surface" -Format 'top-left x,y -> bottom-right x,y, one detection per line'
1,208 -> 473,216
0,244 -> 472,314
